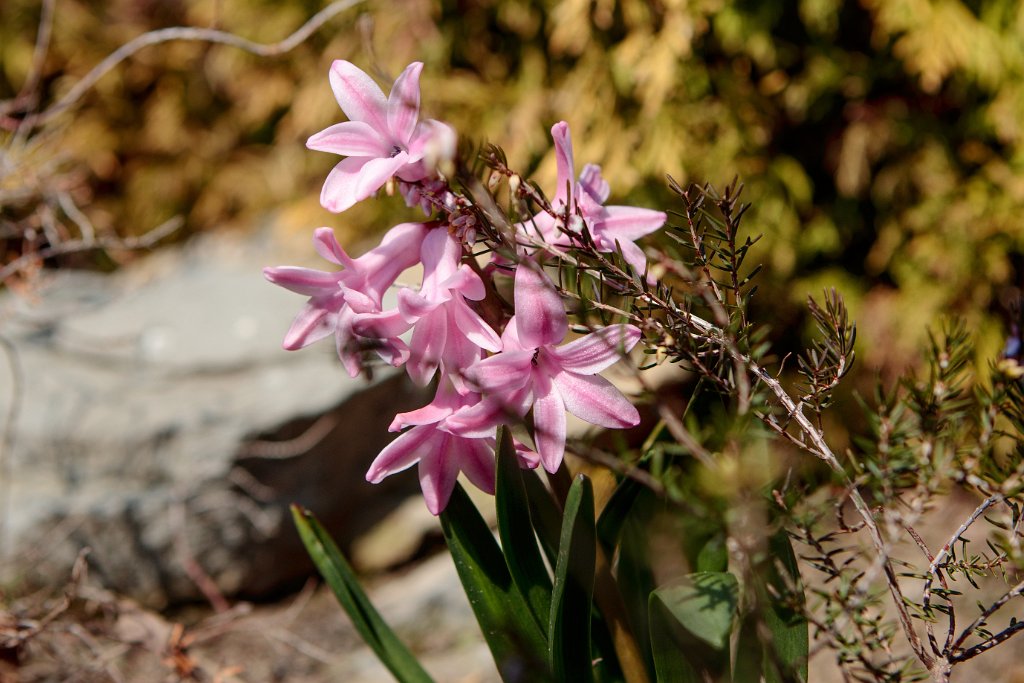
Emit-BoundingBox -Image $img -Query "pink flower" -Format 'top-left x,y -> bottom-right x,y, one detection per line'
264,223 -> 428,376
521,122 -> 666,280
307,61 -> 454,213
366,380 -> 496,515
354,227 -> 501,389
450,261 -> 642,472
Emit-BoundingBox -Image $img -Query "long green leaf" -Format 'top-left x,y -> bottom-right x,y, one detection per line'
290,505 -> 434,683
616,488 -> 657,676
761,530 -> 809,683
495,427 -> 553,632
595,476 -> 642,555
548,475 -> 597,683
521,467 -> 563,566
440,483 -> 552,682
648,598 -> 700,683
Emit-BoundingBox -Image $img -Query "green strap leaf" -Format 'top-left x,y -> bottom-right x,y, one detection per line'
548,474 -> 597,683
290,505 -> 434,683
440,483 -> 552,682
761,531 -> 809,683
616,488 -> 657,675
521,466 -> 563,567
595,476 -> 642,555
648,598 -> 701,683
495,427 -> 553,632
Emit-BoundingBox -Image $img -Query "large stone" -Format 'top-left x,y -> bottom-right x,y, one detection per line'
0,230 -> 429,607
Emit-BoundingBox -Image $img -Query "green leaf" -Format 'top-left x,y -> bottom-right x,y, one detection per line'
290,505 -> 434,683
651,572 -> 739,650
548,475 -> 597,683
495,426 -> 553,632
595,476 -> 642,554
616,488 -> 657,676
648,598 -> 701,683
440,483 -> 552,682
761,531 -> 809,683
521,467 -> 563,567
696,534 -> 728,573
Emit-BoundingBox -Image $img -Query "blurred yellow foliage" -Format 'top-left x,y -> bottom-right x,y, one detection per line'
2,0 -> 1023,386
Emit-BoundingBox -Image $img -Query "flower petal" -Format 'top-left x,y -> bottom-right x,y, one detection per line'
319,156 -> 369,213
282,301 -> 336,350
552,371 -> 640,429
551,121 -> 575,206
387,62 -> 422,144
578,164 -> 610,204
329,60 -> 388,131
548,324 -> 641,374
443,398 -> 506,438
419,434 -> 461,514
420,227 -> 461,292
514,260 -> 568,349
357,221 -> 430,298
410,119 -> 457,170
343,289 -> 377,314
263,266 -> 339,296
320,154 -> 409,213
466,350 -> 533,393
366,425 -> 434,483
597,206 -> 667,242
374,336 -> 410,368
514,438 -> 541,469
532,371 -> 567,473
306,121 -> 389,157
334,308 -> 365,377
352,307 -> 413,339
312,227 -> 356,268
440,264 -> 486,301
407,310 -> 447,386
397,288 -> 440,321
459,437 -> 497,495
452,299 -> 502,352
390,381 -> 464,431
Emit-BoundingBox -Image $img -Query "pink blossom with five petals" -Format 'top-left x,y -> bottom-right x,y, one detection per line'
450,261 -> 642,472
307,61 -> 454,213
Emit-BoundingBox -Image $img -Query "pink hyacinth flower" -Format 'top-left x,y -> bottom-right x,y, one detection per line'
520,122 -> 666,281
264,223 -> 428,376
307,61 -> 454,213
450,261 -> 642,472
366,380 -> 496,515
354,227 -> 501,389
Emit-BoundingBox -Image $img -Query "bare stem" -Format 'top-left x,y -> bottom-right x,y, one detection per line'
0,216 -> 182,283
6,0 -> 366,131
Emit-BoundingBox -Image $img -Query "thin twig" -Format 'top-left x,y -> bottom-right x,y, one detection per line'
920,493 -> 1003,658
950,575 -> 1024,662
7,0 -> 366,131
905,522 -> 955,659
0,216 -> 182,283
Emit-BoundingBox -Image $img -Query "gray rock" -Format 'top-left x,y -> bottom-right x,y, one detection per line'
0,230 -> 429,606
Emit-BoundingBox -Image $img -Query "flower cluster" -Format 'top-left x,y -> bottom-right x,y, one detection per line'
266,61 -> 666,513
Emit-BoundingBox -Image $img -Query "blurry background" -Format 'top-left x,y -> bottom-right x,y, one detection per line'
3,0 -> 1022,378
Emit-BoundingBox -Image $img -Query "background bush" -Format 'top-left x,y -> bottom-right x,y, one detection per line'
2,0 -> 1020,383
